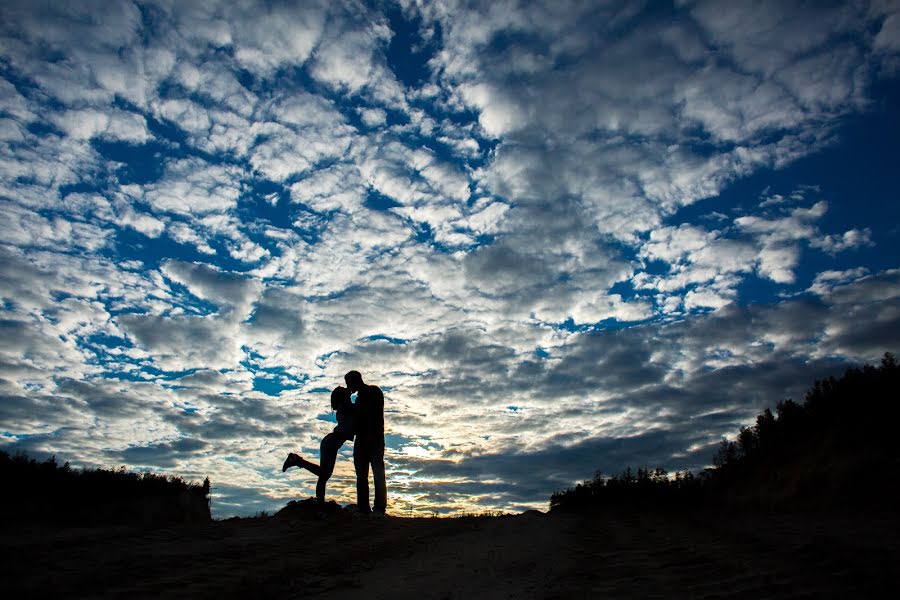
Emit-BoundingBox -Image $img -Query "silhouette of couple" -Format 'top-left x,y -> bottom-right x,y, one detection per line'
282,371 -> 386,515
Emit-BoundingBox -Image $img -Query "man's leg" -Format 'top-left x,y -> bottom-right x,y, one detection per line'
354,437 -> 371,512
371,437 -> 386,513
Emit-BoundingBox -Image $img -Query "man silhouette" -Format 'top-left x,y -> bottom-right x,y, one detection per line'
345,370 -> 386,515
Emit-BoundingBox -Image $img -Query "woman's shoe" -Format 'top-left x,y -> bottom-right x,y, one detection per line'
282,452 -> 302,472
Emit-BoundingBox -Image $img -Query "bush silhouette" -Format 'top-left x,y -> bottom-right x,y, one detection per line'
0,450 -> 211,527
551,352 -> 900,512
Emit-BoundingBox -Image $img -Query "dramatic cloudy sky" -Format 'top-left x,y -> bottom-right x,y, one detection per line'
2,0 -> 899,516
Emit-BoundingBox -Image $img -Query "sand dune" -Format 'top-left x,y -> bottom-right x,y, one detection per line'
4,507 -> 898,598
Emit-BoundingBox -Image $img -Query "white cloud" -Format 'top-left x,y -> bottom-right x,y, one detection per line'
117,206 -> 166,238
52,108 -> 152,142
736,201 -> 826,242
757,243 -> 800,284
311,24 -> 387,92
290,163 -> 366,212
160,260 -> 260,319
227,2 -> 326,75
735,201 -> 830,283
875,13 -> 900,52
117,312 -> 244,372
138,158 -> 243,215
248,122 -> 352,182
0,201 -> 111,252
1,0 -> 899,517
569,294 -> 653,325
166,221 -> 216,255
683,287 -> 734,311
359,107 -> 387,127
0,118 -> 25,142
0,79 -> 35,122
459,83 -> 526,137
640,224 -> 713,265
811,228 -> 875,254
807,268 -> 869,296
634,225 -> 756,302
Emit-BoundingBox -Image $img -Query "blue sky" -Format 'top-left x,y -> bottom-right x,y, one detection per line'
1,0 -> 899,517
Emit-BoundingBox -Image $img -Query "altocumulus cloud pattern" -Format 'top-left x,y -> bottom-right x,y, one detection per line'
1,0 -> 899,516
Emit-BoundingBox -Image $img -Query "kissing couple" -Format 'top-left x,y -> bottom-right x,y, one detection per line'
282,370 -> 386,516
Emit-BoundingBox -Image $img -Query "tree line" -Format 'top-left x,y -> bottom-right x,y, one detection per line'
550,352 -> 899,512
0,450 -> 211,526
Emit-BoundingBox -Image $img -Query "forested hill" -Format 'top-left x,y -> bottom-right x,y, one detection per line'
551,353 -> 900,512
0,451 -> 211,526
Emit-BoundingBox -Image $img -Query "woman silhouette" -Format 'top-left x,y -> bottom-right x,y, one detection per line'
282,386 -> 355,503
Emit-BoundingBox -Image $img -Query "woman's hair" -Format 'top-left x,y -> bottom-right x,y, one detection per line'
330,386 -> 351,410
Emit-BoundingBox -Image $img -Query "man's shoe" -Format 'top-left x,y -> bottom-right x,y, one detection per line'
282,452 -> 301,472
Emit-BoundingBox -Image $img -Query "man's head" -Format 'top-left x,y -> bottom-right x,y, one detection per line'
344,370 -> 363,392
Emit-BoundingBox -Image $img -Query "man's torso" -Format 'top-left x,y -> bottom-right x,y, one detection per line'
355,384 -> 384,436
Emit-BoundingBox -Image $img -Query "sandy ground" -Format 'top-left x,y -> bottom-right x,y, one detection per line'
3,508 -> 899,598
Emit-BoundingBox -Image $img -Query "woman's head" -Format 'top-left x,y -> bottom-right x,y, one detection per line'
330,386 -> 351,410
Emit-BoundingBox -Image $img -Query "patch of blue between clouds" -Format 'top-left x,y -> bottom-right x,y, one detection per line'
235,178 -> 330,257
104,365 -> 202,385
91,139 -> 168,185
139,366 -> 200,380
315,350 -> 342,368
160,277 -> 222,316
382,433 -> 409,450
24,121 -> 61,137
383,4 -> 496,169
237,179 -> 294,230
106,225 -> 242,273
82,332 -> 132,357
663,76 -> 900,306
364,334 -> 408,345
0,61 -> 63,113
252,377 -> 291,396
543,315 -> 650,335
385,4 -> 439,88
412,221 -> 483,254
364,190 -> 404,212
383,432 -> 441,452
385,6 -> 499,168
316,411 -> 337,424
307,387 -> 334,394
57,180 -> 101,198
242,349 -> 308,396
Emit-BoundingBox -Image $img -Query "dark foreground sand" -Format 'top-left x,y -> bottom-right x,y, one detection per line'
3,508 -> 899,598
